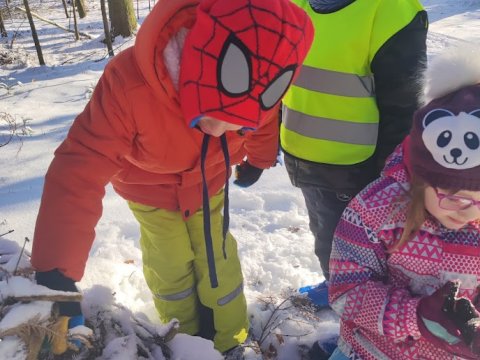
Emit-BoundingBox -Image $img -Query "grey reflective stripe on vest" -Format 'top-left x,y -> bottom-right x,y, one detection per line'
283,107 -> 378,145
217,283 -> 243,306
295,65 -> 375,97
155,286 -> 194,301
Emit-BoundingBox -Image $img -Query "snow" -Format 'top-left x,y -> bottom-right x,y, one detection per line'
1,0 -> 480,359
0,275 -> 78,298
69,324 -> 94,338
168,334 -> 223,360
0,301 -> 51,332
0,336 -> 27,360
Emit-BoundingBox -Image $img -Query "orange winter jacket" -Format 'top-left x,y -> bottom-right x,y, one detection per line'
31,0 -> 279,281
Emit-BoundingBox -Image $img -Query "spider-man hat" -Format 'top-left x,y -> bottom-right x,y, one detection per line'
409,47 -> 480,190
179,0 -> 314,130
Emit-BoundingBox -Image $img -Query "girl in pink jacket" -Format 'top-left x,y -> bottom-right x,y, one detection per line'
328,48 -> 480,360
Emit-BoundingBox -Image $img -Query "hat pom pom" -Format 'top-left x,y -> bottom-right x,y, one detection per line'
422,46 -> 480,105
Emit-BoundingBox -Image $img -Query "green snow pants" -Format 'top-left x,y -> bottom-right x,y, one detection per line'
128,191 -> 249,352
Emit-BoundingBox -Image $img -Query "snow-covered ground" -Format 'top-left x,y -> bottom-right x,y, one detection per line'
1,0 -> 480,359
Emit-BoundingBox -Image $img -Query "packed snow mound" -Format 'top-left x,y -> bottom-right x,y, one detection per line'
0,237 -> 207,360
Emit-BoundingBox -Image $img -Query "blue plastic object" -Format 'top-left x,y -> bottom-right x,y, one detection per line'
319,335 -> 338,355
299,280 -> 330,308
309,335 -> 339,360
68,315 -> 85,349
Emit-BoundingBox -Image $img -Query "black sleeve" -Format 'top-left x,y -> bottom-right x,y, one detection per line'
371,10 -> 428,171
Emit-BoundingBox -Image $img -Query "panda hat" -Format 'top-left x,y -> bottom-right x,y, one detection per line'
410,46 -> 480,191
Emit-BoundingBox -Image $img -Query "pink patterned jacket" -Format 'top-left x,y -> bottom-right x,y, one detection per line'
329,139 -> 480,360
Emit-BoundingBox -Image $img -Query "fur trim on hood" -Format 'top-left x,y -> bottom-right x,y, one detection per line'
422,45 -> 480,105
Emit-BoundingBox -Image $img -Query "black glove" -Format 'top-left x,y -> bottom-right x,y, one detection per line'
36,269 -> 86,354
233,160 -> 263,188
418,280 -> 480,357
451,297 -> 480,354
36,269 -> 82,316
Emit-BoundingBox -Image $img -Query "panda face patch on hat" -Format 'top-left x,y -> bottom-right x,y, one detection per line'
421,108 -> 480,169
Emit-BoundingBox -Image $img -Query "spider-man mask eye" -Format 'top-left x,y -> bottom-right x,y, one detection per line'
178,0 -> 314,129
260,65 -> 295,110
218,35 -> 252,97
218,34 -> 296,110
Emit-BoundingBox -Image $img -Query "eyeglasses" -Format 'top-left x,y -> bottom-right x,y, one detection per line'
433,188 -> 480,211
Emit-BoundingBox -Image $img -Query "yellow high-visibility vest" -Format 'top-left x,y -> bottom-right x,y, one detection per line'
281,0 -> 424,165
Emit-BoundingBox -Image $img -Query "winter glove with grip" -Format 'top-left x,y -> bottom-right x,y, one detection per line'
35,269 -> 88,354
233,160 -> 263,188
417,280 -> 480,359
450,293 -> 480,354
418,281 -> 463,344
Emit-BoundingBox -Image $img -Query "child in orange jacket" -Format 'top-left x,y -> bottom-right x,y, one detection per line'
31,0 -> 314,356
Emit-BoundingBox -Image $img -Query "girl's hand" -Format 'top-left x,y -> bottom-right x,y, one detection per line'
418,280 -> 480,358
417,281 -> 463,345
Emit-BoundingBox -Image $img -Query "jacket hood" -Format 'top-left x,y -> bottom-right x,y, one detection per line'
134,0 -> 198,103
381,139 -> 411,191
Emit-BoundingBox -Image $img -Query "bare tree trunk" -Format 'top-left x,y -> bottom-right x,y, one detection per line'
108,0 -> 137,38
4,0 -> 14,24
60,0 -> 69,18
100,0 -> 114,57
0,11 -> 7,37
75,0 -> 87,19
22,0 -> 44,65
71,0 -> 79,40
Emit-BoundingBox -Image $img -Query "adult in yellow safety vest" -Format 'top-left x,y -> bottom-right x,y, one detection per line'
281,0 -> 428,313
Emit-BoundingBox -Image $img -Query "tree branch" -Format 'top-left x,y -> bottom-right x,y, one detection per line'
14,6 -> 92,39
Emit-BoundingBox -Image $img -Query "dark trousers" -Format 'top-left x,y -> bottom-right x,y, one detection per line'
300,186 -> 352,281
283,151 -> 380,281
